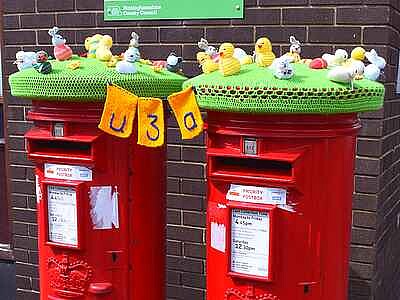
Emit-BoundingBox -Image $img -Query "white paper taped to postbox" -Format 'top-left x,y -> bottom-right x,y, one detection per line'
89,186 -> 119,230
211,222 -> 226,253
226,184 -> 287,205
44,163 -> 92,181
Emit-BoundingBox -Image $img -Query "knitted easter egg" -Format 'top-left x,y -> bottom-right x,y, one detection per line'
309,58 -> 328,69
54,45 -> 73,61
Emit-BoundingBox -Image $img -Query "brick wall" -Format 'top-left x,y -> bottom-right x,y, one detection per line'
3,1 -> 400,299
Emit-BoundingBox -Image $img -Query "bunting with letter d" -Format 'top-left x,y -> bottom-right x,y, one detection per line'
168,86 -> 203,140
98,84 -> 203,147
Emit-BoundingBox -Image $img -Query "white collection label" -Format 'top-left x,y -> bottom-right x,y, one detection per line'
45,163 -> 92,181
231,209 -> 270,278
227,184 -> 286,205
35,175 -> 42,203
47,186 -> 78,246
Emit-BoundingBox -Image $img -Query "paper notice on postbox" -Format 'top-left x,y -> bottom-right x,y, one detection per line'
45,163 -> 92,181
226,184 -> 286,205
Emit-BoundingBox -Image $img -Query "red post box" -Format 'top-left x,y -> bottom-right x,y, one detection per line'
25,101 -> 166,300
206,112 -> 360,300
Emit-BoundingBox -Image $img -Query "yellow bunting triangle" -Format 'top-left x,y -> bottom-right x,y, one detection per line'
168,86 -> 203,140
98,84 -> 138,138
137,98 -> 165,147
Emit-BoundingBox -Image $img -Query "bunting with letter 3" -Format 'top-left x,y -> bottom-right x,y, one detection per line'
98,84 -> 138,138
168,86 -> 204,140
137,98 -> 165,147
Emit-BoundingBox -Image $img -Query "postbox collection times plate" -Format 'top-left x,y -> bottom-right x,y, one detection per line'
47,185 -> 78,247
231,209 -> 270,278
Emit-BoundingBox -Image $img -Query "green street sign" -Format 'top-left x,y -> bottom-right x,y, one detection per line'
104,0 -> 244,21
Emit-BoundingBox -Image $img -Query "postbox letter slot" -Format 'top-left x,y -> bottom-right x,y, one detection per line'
29,139 -> 92,158
212,156 -> 292,178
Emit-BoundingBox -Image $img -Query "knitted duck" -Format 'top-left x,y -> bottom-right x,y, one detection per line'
327,62 -> 364,90
218,43 -> 241,76
255,37 -> 276,67
96,35 -> 113,61
343,47 -> 366,79
85,34 -> 103,58
322,49 -> 348,68
48,27 -> 72,61
197,52 -> 219,74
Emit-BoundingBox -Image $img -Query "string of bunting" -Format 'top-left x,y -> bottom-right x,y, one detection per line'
98,84 -> 203,147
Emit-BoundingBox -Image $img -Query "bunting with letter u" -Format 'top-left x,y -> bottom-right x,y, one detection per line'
137,98 -> 165,147
98,84 -> 203,147
168,86 -> 203,140
98,84 -> 138,138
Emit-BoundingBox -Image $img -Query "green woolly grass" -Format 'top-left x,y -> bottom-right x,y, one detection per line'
9,56 -> 187,101
184,63 -> 385,114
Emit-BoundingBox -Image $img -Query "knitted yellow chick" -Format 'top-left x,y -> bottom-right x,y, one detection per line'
96,35 -> 113,61
85,34 -> 103,58
218,43 -> 241,76
197,52 -> 219,74
255,37 -> 276,67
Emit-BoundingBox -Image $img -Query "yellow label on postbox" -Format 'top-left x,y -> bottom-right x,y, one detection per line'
98,84 -> 138,138
168,86 -> 203,140
137,98 -> 165,147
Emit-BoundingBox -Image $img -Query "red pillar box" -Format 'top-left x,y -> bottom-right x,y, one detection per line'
185,57 -> 385,300
9,54 -> 187,300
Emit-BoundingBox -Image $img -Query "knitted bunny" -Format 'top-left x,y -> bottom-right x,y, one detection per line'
364,49 -> 386,81
48,27 -> 72,61
198,38 -> 219,62
129,32 -> 140,48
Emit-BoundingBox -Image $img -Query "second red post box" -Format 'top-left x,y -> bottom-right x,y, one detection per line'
206,112 -> 360,300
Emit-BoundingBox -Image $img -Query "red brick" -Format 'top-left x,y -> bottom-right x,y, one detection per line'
309,27 -> 362,44
283,8 -> 334,25
206,27 -> 254,43
160,28 -> 204,43
259,0 -> 308,5
232,8 -> 281,25
4,0 -> 35,13
37,0 -> 74,12
57,13 -> 96,28
21,14 -> 56,29
255,26 -> 307,44
337,7 -> 390,25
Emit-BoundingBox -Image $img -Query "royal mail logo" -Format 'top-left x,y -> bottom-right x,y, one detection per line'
44,163 -> 93,182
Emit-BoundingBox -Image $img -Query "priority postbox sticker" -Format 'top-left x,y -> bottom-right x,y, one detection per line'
44,163 -> 93,181
226,184 -> 286,205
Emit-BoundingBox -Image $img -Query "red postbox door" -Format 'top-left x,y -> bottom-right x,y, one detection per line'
205,112 -> 360,300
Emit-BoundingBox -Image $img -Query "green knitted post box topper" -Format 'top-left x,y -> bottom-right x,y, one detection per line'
9,56 -> 187,101
183,63 -> 385,114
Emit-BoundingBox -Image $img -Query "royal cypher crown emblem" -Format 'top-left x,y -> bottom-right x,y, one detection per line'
48,254 -> 93,298
225,285 -> 278,300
